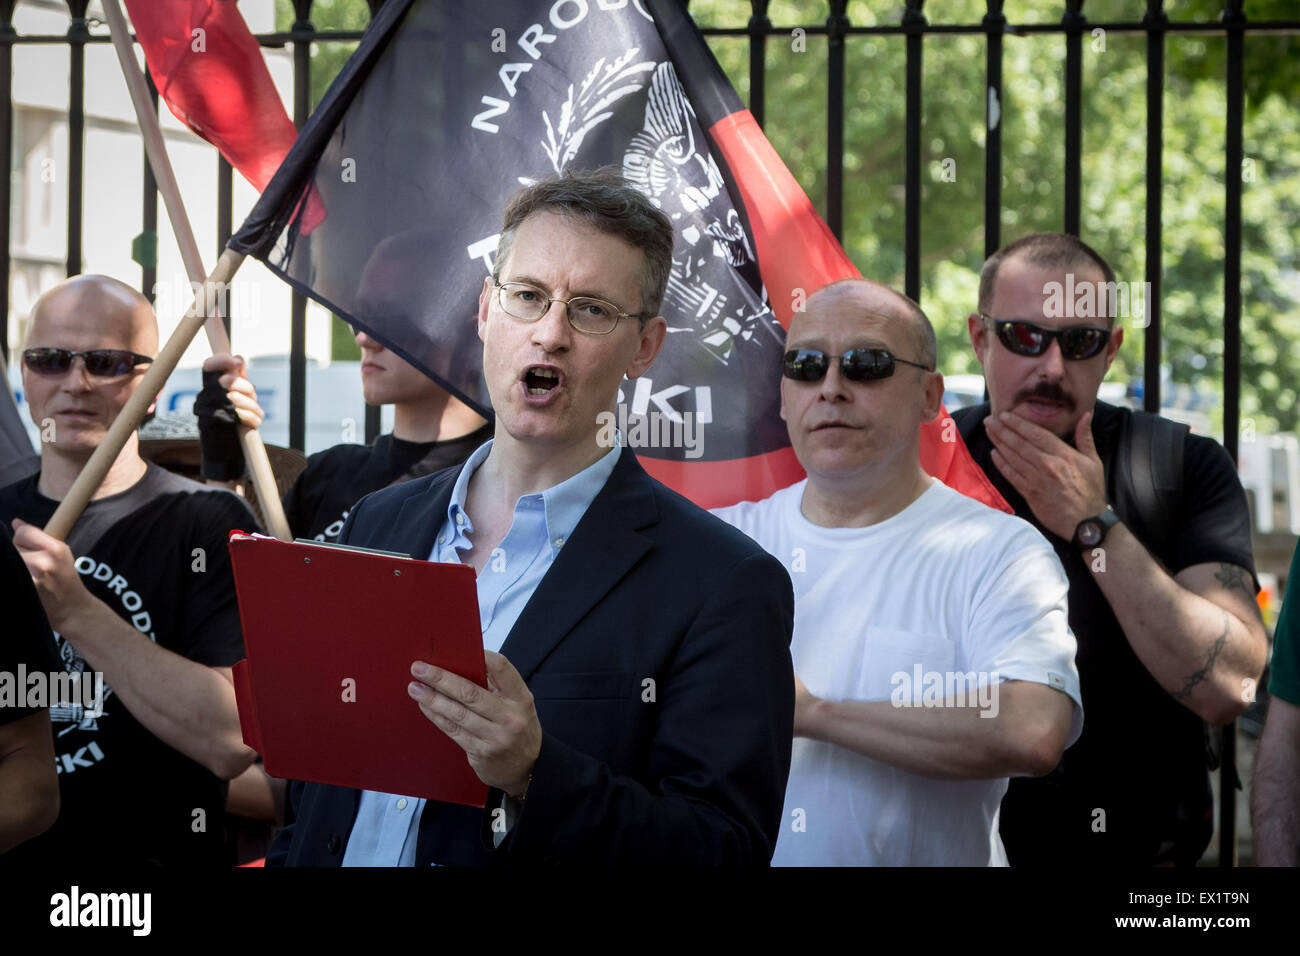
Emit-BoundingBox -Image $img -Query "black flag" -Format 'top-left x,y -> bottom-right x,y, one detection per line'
231,0 -> 1003,510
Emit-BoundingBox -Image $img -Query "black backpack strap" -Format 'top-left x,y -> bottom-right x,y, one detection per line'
1112,407 -> 1187,559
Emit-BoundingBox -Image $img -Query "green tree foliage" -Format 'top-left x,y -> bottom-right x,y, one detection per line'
274,0 -> 372,110
693,0 -> 1299,435
282,0 -> 1300,432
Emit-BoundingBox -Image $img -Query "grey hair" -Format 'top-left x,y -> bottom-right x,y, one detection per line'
493,167 -> 674,325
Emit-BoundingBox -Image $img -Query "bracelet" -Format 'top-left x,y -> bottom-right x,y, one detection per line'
509,773 -> 532,802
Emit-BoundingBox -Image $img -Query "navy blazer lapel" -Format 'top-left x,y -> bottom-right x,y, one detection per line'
498,449 -> 659,681
384,467 -> 461,560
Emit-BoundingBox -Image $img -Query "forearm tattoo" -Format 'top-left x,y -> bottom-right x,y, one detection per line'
1174,610 -> 1230,701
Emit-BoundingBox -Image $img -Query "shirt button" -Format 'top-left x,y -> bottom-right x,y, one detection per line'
396,798 -> 408,811
437,535 -> 445,545
456,513 -> 466,526
554,537 -> 565,548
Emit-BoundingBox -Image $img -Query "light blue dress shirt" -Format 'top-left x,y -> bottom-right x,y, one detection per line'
342,436 -> 623,866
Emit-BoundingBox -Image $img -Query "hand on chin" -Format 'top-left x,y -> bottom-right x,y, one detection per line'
1013,399 -> 1073,438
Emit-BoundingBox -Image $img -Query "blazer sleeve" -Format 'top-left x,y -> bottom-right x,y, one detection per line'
496,549 -> 796,865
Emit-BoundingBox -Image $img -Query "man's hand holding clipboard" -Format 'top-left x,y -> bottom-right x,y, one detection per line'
227,532 -> 491,807
407,651 -> 541,800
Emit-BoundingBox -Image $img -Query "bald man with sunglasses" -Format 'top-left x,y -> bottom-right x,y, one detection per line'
954,233 -> 1266,866
713,278 -> 1082,865
0,275 -> 257,869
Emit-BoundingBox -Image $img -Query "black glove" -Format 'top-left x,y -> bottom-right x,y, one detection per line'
194,368 -> 246,481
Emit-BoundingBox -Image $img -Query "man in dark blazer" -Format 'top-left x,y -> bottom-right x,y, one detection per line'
267,169 -> 795,866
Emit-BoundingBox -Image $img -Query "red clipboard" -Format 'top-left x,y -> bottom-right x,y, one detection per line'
228,532 -> 488,807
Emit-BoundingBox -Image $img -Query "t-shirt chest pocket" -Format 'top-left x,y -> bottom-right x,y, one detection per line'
860,626 -> 957,702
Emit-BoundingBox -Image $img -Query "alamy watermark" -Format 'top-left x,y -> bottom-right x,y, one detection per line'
151,275 -> 260,324
890,666 -> 1000,718
1043,274 -> 1151,328
50,886 -> 151,936
0,666 -> 104,716
596,407 -> 705,459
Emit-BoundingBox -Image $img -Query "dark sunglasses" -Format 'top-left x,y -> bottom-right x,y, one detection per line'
983,315 -> 1111,361
782,347 -> 933,383
23,348 -> 154,378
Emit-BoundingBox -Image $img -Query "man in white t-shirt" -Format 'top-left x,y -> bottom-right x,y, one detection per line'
714,278 -> 1083,865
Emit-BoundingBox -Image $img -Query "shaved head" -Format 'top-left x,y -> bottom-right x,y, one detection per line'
20,275 -> 161,477
801,279 -> 936,370
27,274 -> 158,355
780,276 -> 945,502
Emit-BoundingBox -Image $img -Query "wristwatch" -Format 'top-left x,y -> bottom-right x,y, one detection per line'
1073,507 -> 1120,550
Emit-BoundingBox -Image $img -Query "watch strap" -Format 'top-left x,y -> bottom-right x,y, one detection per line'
1074,507 -> 1120,549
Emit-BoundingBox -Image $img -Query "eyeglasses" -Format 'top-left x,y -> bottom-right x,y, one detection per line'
23,348 -> 154,379
782,347 -> 933,383
494,281 -> 648,335
982,315 -> 1111,361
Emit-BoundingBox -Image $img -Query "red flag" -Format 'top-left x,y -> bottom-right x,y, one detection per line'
123,0 -> 322,232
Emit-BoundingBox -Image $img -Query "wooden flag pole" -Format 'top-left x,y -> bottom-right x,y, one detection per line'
81,0 -> 293,541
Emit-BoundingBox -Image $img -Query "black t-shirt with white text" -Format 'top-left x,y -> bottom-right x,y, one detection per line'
957,400 -> 1256,865
283,426 -> 491,541
0,464 -> 257,869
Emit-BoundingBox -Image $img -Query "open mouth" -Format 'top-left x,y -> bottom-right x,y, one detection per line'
523,365 -> 562,396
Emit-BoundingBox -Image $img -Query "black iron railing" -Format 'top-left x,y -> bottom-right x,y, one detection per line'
4,0 -> 1297,865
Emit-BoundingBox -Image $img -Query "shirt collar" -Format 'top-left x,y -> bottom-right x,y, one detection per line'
445,438 -> 494,537
445,434 -> 624,550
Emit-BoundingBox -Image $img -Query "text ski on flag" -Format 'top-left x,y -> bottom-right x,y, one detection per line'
229,0 -> 1006,511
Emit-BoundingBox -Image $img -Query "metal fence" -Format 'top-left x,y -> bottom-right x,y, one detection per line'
4,0 -> 1298,865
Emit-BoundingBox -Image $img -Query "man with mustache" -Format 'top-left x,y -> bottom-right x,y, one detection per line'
954,233 -> 1267,865
714,278 -> 1082,865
